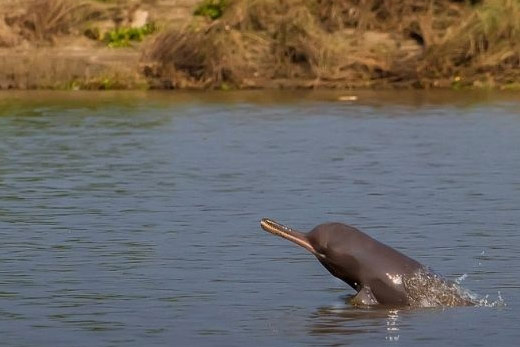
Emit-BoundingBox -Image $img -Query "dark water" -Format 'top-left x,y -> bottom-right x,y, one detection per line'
1,91 -> 519,346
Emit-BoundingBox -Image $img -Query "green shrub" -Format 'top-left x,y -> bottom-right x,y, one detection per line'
104,23 -> 157,48
194,0 -> 230,20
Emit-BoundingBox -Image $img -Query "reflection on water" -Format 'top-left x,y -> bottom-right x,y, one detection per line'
4,89 -> 520,115
310,298 -> 404,342
1,91 -> 520,346
386,309 -> 400,342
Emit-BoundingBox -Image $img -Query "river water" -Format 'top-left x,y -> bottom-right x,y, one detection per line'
1,91 -> 519,346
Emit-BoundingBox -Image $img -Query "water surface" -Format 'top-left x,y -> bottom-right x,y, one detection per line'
1,91 -> 519,346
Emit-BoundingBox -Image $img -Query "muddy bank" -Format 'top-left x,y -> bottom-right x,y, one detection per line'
0,42 -> 146,90
1,0 -> 520,90
0,0 -> 198,89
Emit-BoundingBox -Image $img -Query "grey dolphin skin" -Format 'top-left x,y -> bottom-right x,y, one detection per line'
260,218 -> 462,306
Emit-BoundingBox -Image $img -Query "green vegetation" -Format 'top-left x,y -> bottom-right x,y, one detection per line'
104,23 -> 157,48
193,0 -> 230,20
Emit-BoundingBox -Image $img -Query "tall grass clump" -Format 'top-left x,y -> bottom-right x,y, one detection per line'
144,0 -> 520,89
144,0 -> 413,88
0,15 -> 19,47
421,0 -> 520,85
17,0 -> 104,42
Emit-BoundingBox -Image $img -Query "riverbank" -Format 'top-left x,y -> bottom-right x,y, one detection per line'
1,0 -> 520,90
0,0 -> 198,89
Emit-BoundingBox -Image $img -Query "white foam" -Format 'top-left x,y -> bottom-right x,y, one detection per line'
455,273 -> 468,284
473,291 -> 507,308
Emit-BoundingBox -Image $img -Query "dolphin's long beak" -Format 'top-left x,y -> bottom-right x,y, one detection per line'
260,218 -> 320,256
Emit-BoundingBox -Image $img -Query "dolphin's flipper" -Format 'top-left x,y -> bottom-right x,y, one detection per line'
349,287 -> 379,306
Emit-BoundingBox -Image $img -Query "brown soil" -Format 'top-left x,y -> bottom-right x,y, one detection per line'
0,40 -> 143,89
0,0 -> 199,90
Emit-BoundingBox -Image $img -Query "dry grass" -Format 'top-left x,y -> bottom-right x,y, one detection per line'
420,0 -> 520,86
0,15 -> 19,47
17,0 -> 104,42
3,0 -> 520,89
0,0 -> 111,45
144,0 -> 427,88
145,0 -> 520,89
145,20 -> 268,88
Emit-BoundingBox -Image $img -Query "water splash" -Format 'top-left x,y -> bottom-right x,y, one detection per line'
403,270 -> 507,308
477,250 -> 485,267
455,273 -> 468,284
470,291 -> 507,308
403,270 -> 476,308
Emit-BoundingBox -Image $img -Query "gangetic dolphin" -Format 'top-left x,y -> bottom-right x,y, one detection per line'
261,218 -> 474,307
